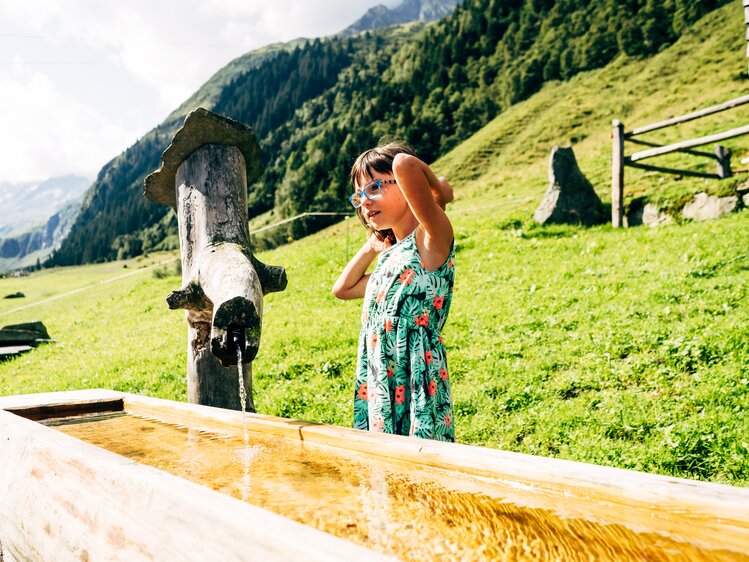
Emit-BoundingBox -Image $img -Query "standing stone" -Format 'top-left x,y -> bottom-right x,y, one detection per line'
682,192 -> 738,221
533,146 -> 604,226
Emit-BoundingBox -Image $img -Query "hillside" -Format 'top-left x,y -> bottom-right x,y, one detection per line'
0,175 -> 90,273
47,0 -> 727,267
1,2 -> 747,486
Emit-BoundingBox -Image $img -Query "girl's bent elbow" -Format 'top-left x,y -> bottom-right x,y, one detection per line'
332,284 -> 351,300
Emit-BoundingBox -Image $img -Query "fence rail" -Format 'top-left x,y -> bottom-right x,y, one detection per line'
611,93 -> 749,227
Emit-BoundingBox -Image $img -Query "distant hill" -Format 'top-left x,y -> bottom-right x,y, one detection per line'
47,0 -> 729,267
0,198 -> 82,273
0,175 -> 89,273
0,175 -> 89,238
339,0 -> 461,36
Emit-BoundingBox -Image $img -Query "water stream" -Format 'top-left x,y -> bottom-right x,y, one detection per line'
235,345 -> 256,501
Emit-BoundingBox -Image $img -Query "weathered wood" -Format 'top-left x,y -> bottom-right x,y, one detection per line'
143,108 -> 287,412
174,144 -> 262,411
2,389 -> 749,559
611,119 -> 625,228
0,345 -> 32,358
0,400 -> 389,562
625,136 -> 717,159
715,144 -> 732,179
626,94 -> 749,137
629,124 -> 749,162
626,160 -> 722,179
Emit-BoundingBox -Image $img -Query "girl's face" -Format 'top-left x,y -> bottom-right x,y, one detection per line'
356,171 -> 410,231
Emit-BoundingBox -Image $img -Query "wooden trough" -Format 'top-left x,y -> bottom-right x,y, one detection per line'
1,389 -> 748,561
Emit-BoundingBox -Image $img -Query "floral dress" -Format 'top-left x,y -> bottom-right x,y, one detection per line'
353,230 -> 455,441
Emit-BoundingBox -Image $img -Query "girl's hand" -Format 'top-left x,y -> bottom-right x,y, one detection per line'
367,232 -> 386,254
434,177 -> 454,210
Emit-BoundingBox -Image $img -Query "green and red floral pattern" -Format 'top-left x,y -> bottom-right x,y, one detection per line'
354,230 -> 455,441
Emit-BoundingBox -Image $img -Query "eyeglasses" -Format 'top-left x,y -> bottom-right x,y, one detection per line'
349,179 -> 397,208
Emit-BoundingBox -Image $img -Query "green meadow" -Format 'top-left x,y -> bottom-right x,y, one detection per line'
1,3 -> 747,485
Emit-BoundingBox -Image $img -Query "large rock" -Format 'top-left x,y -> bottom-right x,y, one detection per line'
682,192 -> 738,221
533,146 -> 604,226
0,321 -> 51,346
627,202 -> 672,227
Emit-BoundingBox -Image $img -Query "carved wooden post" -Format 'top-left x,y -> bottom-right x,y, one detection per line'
144,108 -> 286,411
611,119 -> 625,228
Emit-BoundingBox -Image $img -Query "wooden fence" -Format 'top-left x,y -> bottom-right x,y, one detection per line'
611,94 -> 749,227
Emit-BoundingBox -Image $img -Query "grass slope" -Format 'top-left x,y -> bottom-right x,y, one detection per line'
1,3 -> 747,485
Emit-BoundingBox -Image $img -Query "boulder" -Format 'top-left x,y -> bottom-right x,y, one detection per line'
0,321 -> 51,346
641,204 -> 673,227
627,202 -> 672,227
533,146 -> 604,226
682,192 -> 738,221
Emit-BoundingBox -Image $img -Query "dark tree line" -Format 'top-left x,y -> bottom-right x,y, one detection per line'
49,0 -> 727,266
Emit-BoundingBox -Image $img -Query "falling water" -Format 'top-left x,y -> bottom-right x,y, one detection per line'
236,345 -> 253,500
236,345 -> 248,441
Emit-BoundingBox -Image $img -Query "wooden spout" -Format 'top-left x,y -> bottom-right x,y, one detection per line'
144,108 -> 287,411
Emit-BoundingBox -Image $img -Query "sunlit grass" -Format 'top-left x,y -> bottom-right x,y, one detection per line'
1,3 -> 747,486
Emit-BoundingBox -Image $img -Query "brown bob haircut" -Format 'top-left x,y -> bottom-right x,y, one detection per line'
350,140 -> 416,247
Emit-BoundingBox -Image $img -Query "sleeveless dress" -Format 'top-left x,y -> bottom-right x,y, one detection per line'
353,230 -> 455,442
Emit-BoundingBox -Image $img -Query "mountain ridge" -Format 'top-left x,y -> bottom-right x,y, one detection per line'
47,0 -> 729,268
338,0 -> 461,36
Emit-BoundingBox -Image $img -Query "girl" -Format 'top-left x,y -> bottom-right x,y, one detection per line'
332,141 -> 455,441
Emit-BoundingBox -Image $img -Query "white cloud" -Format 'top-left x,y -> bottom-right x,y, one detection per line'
0,0 -> 389,184
0,63 -> 135,182
2,0 -> 383,106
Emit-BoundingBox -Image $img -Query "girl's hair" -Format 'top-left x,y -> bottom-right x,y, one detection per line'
350,140 -> 416,246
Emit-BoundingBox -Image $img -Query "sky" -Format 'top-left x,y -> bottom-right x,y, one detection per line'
0,0 -> 395,186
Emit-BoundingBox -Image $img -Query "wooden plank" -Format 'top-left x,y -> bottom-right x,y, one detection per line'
625,136 -> 716,159
122,393 -> 749,526
0,389 -> 125,411
5,389 -> 749,557
629,124 -> 749,162
626,160 -> 722,179
611,120 -> 625,228
0,345 -> 32,357
0,406 -> 393,562
626,94 -> 749,137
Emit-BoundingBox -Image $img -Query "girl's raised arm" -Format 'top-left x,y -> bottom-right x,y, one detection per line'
331,234 -> 382,300
392,153 -> 454,252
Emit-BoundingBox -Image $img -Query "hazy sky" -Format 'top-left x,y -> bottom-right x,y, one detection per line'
0,0 -> 395,185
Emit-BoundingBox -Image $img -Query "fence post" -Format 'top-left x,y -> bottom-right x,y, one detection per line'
715,145 -> 732,179
612,119 -> 625,228
744,0 -> 749,72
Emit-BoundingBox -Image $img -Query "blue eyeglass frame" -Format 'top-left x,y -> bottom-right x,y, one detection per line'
349,179 -> 397,208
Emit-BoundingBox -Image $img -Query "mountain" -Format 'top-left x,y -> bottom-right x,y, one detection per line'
47,0 -> 729,268
339,0 -> 461,36
0,198 -> 82,273
0,175 -> 89,238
